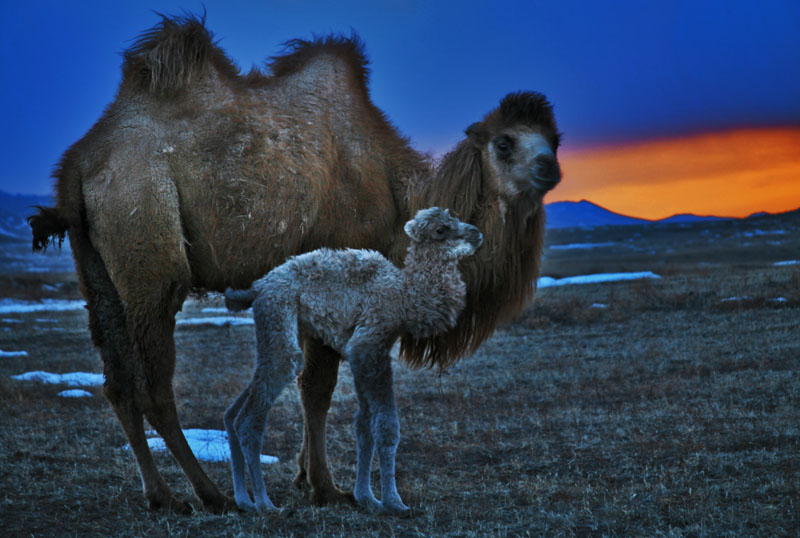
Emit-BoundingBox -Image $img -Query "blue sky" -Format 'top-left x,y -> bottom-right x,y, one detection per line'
1,0 -> 799,196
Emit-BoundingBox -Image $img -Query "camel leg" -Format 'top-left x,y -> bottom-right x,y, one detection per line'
348,340 -> 410,516
69,229 -> 191,513
85,184 -> 235,513
295,339 -> 354,506
127,289 -> 236,514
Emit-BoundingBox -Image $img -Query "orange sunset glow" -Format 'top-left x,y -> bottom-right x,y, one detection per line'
554,127 -> 800,220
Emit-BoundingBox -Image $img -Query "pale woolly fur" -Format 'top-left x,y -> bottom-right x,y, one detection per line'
223,207 -> 482,514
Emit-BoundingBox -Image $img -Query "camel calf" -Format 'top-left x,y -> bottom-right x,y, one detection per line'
223,207 -> 482,514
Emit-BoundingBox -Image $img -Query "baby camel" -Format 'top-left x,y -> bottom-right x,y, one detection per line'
223,207 -> 482,514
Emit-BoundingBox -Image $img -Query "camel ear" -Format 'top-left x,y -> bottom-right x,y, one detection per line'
404,219 -> 420,241
465,122 -> 489,147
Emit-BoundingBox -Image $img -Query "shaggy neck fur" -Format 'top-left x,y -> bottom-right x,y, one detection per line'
401,140 -> 545,369
400,243 -> 467,340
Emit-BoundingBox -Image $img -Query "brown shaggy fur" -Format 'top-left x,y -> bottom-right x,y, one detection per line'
28,13 -> 562,513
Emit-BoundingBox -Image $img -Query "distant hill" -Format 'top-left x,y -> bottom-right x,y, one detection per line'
657,213 -> 731,224
545,199 -> 733,229
545,200 -> 648,229
0,191 -> 52,241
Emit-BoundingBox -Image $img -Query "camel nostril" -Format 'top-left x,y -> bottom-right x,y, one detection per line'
533,154 -> 560,183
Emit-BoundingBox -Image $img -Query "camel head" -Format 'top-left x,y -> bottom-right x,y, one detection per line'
404,207 -> 483,259
465,91 -> 562,201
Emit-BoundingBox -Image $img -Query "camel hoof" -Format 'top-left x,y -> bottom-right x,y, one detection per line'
293,469 -> 308,490
202,493 -> 239,514
310,487 -> 356,507
147,494 -> 194,515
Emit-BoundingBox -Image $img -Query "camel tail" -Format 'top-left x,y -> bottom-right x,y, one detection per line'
27,206 -> 69,253
122,13 -> 219,95
224,287 -> 258,312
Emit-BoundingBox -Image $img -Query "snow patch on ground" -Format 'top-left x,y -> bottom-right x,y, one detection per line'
538,272 -> 661,288
0,299 -> 86,314
549,242 -> 617,250
58,389 -> 93,398
11,371 -> 104,386
1,349 -> 28,357
743,229 -> 787,237
774,260 -> 799,266
721,296 -> 751,302
126,429 -> 278,465
176,316 -> 254,327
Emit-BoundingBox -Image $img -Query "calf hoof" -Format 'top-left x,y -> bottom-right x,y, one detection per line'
383,501 -> 412,518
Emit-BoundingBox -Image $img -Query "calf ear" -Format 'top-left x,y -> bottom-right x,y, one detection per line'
465,122 -> 489,147
404,220 -> 420,241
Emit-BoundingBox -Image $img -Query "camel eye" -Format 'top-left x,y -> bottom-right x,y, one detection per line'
493,136 -> 513,158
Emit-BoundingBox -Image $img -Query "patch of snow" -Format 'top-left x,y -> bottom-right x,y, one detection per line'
743,229 -> 787,237
11,371 -> 104,386
590,303 -> 608,309
538,272 -> 661,288
176,316 -> 254,327
1,319 -> 23,324
771,297 -> 788,303
774,260 -> 799,266
1,349 -> 28,357
0,299 -> 86,314
549,242 -> 617,250
126,429 -> 278,465
58,389 -> 93,398
721,296 -> 751,302
200,307 -> 230,313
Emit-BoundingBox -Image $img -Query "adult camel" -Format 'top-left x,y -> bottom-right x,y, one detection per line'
29,14 -> 562,513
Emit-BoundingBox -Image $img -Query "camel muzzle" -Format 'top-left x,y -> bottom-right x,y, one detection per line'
530,152 -> 561,193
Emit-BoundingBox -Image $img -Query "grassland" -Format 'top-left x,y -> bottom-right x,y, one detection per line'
1,211 -> 798,537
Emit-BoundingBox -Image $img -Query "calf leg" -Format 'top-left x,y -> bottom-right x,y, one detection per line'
295,339 -> 354,506
353,386 -> 380,511
223,389 -> 255,510
225,356 -> 298,511
348,343 -> 410,516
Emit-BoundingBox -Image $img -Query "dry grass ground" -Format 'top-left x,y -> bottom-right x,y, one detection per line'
1,213 -> 798,537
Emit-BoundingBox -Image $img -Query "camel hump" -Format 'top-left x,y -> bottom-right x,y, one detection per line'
268,33 -> 370,91
121,13 -> 221,95
27,206 -> 69,253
